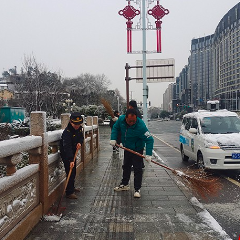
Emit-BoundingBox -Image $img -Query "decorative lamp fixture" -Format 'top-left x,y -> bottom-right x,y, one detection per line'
118,1 -> 140,53
148,0 -> 169,53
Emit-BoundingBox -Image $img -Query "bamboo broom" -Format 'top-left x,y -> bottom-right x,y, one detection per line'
115,144 -> 222,199
42,149 -> 79,221
100,98 -> 114,118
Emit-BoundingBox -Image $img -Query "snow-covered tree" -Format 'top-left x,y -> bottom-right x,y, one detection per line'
63,73 -> 110,106
14,56 -> 64,117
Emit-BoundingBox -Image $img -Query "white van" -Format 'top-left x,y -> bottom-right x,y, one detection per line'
179,108 -> 240,170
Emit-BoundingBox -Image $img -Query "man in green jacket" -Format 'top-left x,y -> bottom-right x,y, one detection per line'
110,108 -> 154,198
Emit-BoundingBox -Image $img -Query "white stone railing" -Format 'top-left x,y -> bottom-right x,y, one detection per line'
0,112 -> 99,240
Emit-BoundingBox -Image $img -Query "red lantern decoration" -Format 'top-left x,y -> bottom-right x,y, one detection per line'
119,1 -> 140,53
148,1 -> 169,53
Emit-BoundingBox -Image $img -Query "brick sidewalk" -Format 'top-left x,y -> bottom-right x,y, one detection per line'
25,127 -> 231,240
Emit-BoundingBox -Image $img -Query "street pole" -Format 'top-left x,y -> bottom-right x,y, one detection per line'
35,90 -> 38,111
117,96 -> 119,112
236,91 -> 238,111
125,63 -> 130,109
142,0 -> 148,126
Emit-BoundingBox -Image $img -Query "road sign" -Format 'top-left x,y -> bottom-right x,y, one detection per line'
136,59 -> 175,83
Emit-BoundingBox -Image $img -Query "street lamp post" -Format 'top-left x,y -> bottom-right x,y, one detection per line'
63,94 -> 73,113
117,96 -> 119,112
236,90 -> 238,111
119,0 -> 169,126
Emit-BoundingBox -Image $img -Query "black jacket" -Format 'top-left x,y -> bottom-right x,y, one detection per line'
110,118 -> 116,129
133,107 -> 142,119
60,123 -> 84,162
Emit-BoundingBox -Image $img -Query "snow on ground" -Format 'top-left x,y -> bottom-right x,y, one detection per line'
153,150 -> 233,239
190,197 -> 232,240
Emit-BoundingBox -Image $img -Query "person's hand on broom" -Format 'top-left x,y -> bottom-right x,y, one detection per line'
70,161 -> 74,168
145,155 -> 152,163
110,140 -> 116,146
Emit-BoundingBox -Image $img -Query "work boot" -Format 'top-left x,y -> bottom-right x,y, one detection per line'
66,193 -> 78,199
134,190 -> 141,198
74,188 -> 80,193
114,184 -> 130,191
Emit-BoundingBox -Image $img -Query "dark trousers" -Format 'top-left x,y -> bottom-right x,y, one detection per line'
63,160 -> 76,196
121,149 -> 143,191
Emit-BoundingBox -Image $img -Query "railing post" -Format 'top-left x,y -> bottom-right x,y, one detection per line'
29,111 -> 49,214
61,113 -> 70,129
86,116 -> 93,158
93,116 -> 99,151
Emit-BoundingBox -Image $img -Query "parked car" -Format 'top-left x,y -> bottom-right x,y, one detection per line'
179,106 -> 240,170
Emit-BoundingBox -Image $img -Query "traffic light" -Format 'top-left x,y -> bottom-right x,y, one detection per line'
149,101 -> 151,106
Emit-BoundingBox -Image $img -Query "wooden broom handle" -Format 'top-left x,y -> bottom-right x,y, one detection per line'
56,148 -> 79,213
115,144 -> 175,173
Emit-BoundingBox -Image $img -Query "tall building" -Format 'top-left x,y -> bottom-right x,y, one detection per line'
190,34 -> 214,108
179,64 -> 191,107
213,2 -> 240,110
163,83 -> 174,112
166,2 -> 240,112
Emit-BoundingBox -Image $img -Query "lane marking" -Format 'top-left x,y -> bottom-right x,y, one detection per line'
152,133 -> 180,152
152,133 -> 240,188
226,177 -> 240,187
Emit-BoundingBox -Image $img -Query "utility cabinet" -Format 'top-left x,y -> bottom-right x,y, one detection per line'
0,106 -> 25,123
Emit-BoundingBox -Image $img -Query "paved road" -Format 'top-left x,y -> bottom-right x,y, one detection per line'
148,120 -> 240,240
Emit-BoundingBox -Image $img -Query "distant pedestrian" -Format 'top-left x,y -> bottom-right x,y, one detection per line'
60,112 -> 84,199
110,108 -> 154,198
109,110 -> 121,152
129,100 -> 142,119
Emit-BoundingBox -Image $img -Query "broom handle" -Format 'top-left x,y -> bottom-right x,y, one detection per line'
115,144 -> 175,173
56,148 -> 79,213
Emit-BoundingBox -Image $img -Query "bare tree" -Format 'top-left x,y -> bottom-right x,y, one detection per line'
15,56 -> 64,116
63,73 -> 111,106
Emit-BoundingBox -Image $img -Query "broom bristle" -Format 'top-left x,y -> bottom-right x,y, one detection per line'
175,169 -> 222,199
100,98 -> 114,118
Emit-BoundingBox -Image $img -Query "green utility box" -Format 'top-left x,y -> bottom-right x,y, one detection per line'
0,106 -> 25,123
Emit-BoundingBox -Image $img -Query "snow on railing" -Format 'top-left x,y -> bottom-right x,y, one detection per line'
0,136 -> 42,159
0,112 -> 99,240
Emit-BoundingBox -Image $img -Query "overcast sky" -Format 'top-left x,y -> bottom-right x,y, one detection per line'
0,0 -> 239,107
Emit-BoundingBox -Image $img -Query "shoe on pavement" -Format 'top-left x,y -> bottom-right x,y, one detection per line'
66,193 -> 78,199
134,190 -> 141,198
74,188 -> 80,193
114,184 -> 130,191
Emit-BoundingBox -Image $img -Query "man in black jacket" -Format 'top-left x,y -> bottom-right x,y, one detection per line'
60,112 -> 84,199
129,100 -> 142,119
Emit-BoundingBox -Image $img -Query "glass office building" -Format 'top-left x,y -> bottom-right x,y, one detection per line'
169,3 -> 240,112
190,35 -> 214,108
214,2 -> 240,110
